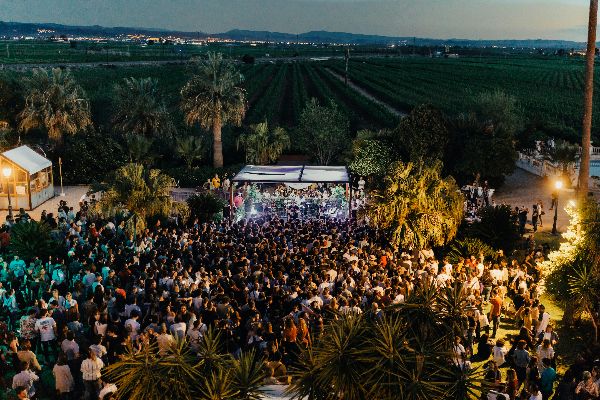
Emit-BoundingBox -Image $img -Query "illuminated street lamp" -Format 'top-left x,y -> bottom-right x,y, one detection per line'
2,167 -> 12,220
552,179 -> 563,235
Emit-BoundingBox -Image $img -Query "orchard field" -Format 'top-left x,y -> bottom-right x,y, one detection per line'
4,52 -> 600,140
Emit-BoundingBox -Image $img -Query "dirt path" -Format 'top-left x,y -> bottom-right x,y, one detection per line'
325,68 -> 406,118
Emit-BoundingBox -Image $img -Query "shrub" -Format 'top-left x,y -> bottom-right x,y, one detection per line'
445,238 -> 496,264
187,192 -> 226,222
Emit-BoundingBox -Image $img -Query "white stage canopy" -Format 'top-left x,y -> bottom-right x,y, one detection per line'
232,165 -> 349,184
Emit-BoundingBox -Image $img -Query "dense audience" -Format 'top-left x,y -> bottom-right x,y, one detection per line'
0,193 -> 595,400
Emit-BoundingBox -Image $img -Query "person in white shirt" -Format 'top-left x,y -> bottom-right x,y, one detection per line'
157,324 -> 175,355
12,361 -> 39,399
90,336 -> 108,360
34,309 -> 57,364
536,305 -> 551,335
53,354 -> 75,397
81,349 -> 104,399
60,331 -> 80,361
187,319 -> 207,354
492,339 -> 507,367
170,317 -> 187,340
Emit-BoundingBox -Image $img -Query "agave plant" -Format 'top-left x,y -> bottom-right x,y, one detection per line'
445,238 -> 495,265
104,340 -> 202,400
229,350 -> 266,400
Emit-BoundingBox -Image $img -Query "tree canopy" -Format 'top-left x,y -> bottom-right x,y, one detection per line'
181,52 -> 246,168
297,98 -> 350,165
364,160 -> 464,249
237,121 -> 290,165
19,68 -> 92,144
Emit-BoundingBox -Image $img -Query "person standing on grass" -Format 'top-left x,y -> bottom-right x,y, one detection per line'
539,358 -> 556,400
53,353 -> 75,400
81,348 -> 104,400
513,340 -> 530,385
12,361 -> 39,399
34,308 -> 57,364
489,288 -> 503,338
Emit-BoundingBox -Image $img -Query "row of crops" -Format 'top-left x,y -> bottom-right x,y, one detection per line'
241,61 -> 398,130
325,56 -> 600,135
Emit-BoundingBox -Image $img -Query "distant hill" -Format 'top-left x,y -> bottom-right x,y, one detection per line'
0,20 -> 587,49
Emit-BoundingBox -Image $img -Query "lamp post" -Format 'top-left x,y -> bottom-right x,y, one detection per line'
552,179 -> 563,235
2,167 -> 12,220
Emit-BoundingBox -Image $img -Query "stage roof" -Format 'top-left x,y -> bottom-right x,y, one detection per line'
2,145 -> 52,174
232,165 -> 349,183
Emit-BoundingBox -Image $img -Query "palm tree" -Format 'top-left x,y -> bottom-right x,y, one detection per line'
545,139 -> 580,177
237,121 -> 290,164
363,160 -> 464,249
123,133 -> 155,166
104,341 -> 202,400
181,52 -> 246,168
289,283 -> 482,400
94,163 -> 175,232
112,77 -> 174,138
579,0 -> 598,195
19,68 -> 92,144
569,264 -> 600,343
9,220 -> 57,260
175,135 -> 205,169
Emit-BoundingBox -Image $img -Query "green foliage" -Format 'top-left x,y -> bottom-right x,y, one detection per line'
289,283 -> 482,400
57,129 -> 126,184
122,133 -> 156,165
392,104 -> 449,162
95,163 -> 175,230
186,192 -> 226,222
446,238 -> 496,264
230,350 -> 266,400
9,220 -> 57,260
19,68 -> 92,144
349,132 -> 392,177
112,77 -> 175,137
545,139 -> 580,174
181,52 -> 247,168
297,98 -> 350,165
462,205 -> 520,252
175,135 -> 206,169
237,121 -> 290,165
0,73 -> 24,128
104,340 -> 202,400
446,112 -> 517,186
365,160 -> 464,249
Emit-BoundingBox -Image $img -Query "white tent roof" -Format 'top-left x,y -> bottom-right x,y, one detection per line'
232,165 -> 349,183
2,145 -> 52,174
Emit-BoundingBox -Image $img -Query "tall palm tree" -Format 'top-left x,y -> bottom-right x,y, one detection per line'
181,52 -> 247,168
363,160 -> 464,249
19,68 -> 92,144
123,133 -> 156,166
237,121 -> 290,164
94,163 -> 175,232
175,135 -> 205,169
579,0 -> 598,195
112,77 -> 174,137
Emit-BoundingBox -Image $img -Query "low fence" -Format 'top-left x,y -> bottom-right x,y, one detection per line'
516,153 -> 577,185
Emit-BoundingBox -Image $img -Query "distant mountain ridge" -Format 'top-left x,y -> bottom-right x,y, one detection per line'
0,20 -> 587,48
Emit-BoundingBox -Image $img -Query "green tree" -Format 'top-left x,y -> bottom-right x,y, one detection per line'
545,139 -> 580,175
186,192 -> 226,222
10,220 -> 57,260
392,104 -> 449,162
112,77 -> 175,138
447,113 -> 517,186
19,68 -> 92,144
175,135 -> 205,170
94,163 -> 175,232
237,121 -> 290,165
123,133 -> 156,166
364,160 -> 464,249
181,52 -> 247,168
0,73 -> 24,129
463,205 -> 521,252
297,98 -> 350,165
568,264 -> 600,342
349,129 -> 393,178
445,238 -> 496,265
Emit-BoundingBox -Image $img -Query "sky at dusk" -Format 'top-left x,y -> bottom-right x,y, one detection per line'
0,0 -> 593,41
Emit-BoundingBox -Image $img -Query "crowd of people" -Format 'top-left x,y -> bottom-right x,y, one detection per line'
0,191 -> 595,400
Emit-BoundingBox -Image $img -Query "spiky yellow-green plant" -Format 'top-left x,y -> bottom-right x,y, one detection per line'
364,160 -> 464,249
